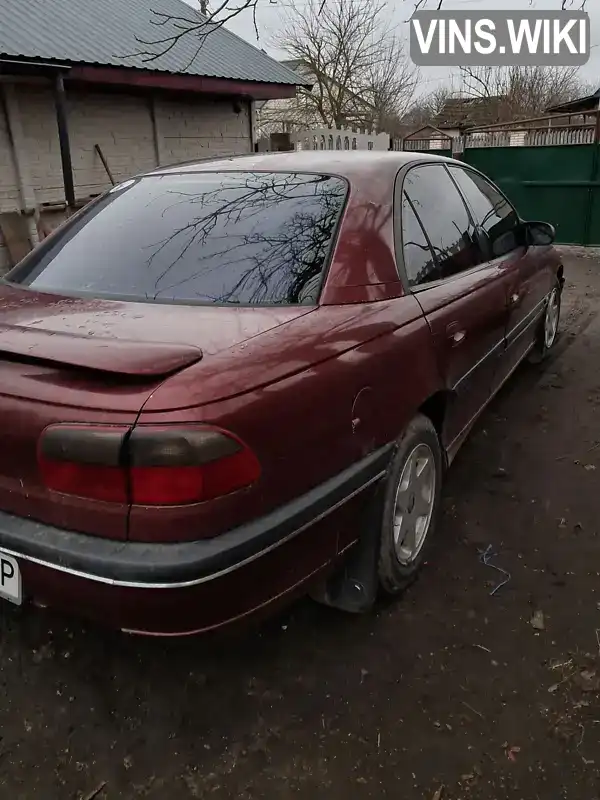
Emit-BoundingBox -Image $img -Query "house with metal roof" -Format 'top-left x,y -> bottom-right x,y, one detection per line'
0,0 -> 305,268
547,87 -> 600,115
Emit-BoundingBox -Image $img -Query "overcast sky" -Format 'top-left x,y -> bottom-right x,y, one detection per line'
221,0 -> 600,97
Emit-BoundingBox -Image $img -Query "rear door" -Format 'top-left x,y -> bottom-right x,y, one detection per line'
447,165 -> 551,384
398,163 -> 510,451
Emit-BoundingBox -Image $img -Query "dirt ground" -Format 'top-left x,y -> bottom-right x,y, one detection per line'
1,249 -> 600,800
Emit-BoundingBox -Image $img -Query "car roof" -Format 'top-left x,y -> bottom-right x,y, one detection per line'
143,150 -> 458,183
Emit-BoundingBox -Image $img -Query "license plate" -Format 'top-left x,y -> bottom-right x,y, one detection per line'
0,552 -> 22,605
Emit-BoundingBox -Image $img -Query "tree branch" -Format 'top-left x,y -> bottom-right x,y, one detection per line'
410,0 -> 586,7
129,0 -> 589,70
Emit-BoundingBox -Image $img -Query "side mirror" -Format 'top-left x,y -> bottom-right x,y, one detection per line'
523,220 -> 556,246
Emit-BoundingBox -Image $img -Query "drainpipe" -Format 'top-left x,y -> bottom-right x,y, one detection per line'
149,95 -> 162,167
54,72 -> 75,208
248,99 -> 257,153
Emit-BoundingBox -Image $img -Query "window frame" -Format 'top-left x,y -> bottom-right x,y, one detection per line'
393,161 -> 489,293
445,163 -> 523,260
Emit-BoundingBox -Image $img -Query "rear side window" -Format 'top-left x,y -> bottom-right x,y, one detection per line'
403,164 -> 484,285
449,167 -> 520,258
8,171 -> 348,306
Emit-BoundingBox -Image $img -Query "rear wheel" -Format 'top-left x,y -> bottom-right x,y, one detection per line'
377,414 -> 443,596
529,282 -> 561,364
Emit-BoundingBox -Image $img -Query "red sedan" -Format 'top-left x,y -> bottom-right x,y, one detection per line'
0,151 -> 562,635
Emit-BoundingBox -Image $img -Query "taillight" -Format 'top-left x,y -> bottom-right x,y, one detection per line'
38,424 -> 260,505
127,426 -> 260,505
38,425 -> 129,503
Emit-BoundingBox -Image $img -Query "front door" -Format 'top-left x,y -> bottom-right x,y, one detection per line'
399,164 -> 510,451
447,164 -> 552,387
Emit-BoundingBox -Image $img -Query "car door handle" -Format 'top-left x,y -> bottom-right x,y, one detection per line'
446,324 -> 466,345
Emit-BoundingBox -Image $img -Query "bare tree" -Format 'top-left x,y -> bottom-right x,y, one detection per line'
458,65 -> 586,121
266,0 -> 417,131
361,36 -> 420,133
403,85 -> 454,127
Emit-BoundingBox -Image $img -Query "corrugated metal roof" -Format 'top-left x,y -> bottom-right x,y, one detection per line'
0,0 -> 305,85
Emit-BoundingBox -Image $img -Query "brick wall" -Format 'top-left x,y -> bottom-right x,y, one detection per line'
0,80 -> 253,270
156,95 -> 252,166
68,90 -> 157,199
17,84 -> 65,205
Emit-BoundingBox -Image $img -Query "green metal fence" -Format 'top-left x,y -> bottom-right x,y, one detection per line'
463,144 -> 600,246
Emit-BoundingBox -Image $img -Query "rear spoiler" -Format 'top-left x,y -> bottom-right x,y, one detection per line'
0,324 -> 202,377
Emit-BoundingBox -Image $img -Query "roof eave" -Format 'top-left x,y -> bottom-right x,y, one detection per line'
547,96 -> 600,113
70,65 -> 300,99
0,59 -> 301,99
0,55 -> 303,97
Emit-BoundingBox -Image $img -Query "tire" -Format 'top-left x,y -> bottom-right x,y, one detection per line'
377,414 -> 444,597
529,281 -> 562,364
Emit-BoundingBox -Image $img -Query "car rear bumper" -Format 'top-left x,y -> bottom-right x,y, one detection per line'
0,444 -> 392,634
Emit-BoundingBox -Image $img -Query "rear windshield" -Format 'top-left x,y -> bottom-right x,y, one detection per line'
8,171 -> 348,305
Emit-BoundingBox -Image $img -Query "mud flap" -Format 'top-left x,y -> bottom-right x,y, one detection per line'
309,481 -> 384,614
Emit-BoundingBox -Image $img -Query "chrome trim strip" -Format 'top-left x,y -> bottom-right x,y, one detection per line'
452,336 -> 504,392
505,294 -> 547,345
447,341 -> 535,462
451,291 -> 548,392
0,472 -> 385,591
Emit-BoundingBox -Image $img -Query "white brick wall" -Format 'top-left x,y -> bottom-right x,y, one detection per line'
156,95 -> 252,165
16,84 -> 65,205
68,90 -> 157,197
0,80 -> 252,269
0,80 -> 252,206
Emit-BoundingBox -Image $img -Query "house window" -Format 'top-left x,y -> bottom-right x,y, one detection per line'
336,136 -> 342,150
344,137 -> 350,150
367,141 -> 374,150
352,138 -> 357,150
328,135 -> 334,149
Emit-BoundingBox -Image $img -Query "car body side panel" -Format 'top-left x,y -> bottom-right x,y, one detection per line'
129,296 -> 442,546
320,171 -> 403,304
